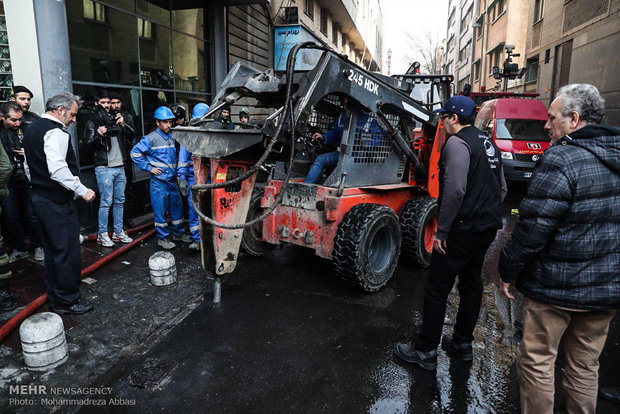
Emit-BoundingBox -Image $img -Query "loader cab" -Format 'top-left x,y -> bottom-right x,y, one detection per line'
392,74 -> 454,112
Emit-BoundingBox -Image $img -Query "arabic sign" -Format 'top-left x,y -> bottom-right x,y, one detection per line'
274,25 -> 323,71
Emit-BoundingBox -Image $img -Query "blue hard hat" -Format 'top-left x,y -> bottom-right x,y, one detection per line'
154,106 -> 175,120
192,103 -> 210,119
433,95 -> 476,117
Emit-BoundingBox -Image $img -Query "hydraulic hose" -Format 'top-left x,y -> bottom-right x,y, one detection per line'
191,42 -> 331,230
0,228 -> 156,343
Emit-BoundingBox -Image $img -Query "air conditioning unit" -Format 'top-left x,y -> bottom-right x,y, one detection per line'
284,7 -> 299,24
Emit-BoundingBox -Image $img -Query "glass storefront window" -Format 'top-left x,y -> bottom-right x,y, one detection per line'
67,0 -> 140,85
140,23 -> 173,89
173,32 -> 206,92
141,89 -> 174,134
97,0 -> 136,14
172,7 -> 204,40
136,0 -> 170,26
176,92 -> 211,120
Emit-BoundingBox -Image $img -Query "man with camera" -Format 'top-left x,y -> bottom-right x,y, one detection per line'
85,89 -> 133,247
109,92 -> 138,228
0,101 -> 44,262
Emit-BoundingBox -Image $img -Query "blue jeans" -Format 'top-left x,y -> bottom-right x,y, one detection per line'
95,166 -> 126,235
0,184 -> 43,251
304,151 -> 339,184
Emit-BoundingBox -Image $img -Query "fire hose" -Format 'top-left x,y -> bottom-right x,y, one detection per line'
190,42 -> 332,230
0,227 -> 156,343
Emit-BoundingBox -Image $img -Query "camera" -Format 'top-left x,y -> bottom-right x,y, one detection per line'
11,146 -> 28,185
92,105 -> 122,150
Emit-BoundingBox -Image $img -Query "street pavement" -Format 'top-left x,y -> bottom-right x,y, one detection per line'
0,184 -> 618,413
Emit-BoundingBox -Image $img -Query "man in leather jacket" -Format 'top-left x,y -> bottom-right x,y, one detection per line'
110,92 -> 137,228
85,89 -> 134,247
0,101 -> 44,262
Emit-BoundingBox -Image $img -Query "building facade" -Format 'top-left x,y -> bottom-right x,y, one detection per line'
471,0 -> 531,93
269,0 -> 383,72
444,0 -> 475,92
3,0 -> 270,231
523,0 -> 619,124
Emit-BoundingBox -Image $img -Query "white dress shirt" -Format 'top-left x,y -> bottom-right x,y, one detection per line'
40,114 -> 87,197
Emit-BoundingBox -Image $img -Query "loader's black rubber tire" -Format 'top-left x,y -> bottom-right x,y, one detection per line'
241,190 -> 274,257
399,197 -> 438,268
332,204 -> 401,292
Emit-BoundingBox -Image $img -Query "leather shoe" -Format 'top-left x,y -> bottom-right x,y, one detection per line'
599,387 -> 620,404
442,335 -> 473,362
49,300 -> 94,315
394,343 -> 437,370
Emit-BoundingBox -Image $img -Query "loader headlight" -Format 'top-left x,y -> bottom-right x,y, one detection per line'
501,151 -> 513,160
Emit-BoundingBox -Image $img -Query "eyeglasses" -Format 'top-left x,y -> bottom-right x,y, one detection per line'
439,113 -> 453,120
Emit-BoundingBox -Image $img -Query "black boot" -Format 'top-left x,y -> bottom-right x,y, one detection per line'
0,279 -> 16,312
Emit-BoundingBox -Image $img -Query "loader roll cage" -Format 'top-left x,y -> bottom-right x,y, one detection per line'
173,42 -> 439,230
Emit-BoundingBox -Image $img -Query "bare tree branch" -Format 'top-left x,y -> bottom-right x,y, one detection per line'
401,31 -> 443,74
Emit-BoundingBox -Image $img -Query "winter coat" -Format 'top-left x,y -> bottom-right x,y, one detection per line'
498,124 -> 620,310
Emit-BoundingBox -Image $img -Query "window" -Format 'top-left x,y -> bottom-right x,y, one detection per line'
332,22 -> 339,46
525,57 -> 539,83
460,5 -> 473,33
304,0 -> 314,20
534,0 -> 544,23
459,41 -> 471,62
448,8 -> 456,27
495,119 -> 549,141
83,0 -> 106,23
473,61 -> 481,80
489,48 -> 502,73
447,35 -> 455,53
496,0 -> 506,16
137,18 -> 153,39
320,8 -> 328,35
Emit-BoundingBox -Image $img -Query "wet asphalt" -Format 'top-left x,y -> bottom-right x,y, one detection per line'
2,184 -> 618,413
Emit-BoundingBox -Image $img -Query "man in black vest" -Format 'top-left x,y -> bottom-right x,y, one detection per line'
395,95 -> 507,370
23,92 -> 96,315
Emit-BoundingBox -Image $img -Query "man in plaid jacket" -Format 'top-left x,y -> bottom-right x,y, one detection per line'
498,84 -> 620,414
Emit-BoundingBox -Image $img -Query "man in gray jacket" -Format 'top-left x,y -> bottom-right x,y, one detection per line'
499,84 -> 619,414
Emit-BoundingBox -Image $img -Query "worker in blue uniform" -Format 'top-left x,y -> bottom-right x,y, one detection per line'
177,103 -> 210,251
305,101 -> 384,184
130,106 -> 190,249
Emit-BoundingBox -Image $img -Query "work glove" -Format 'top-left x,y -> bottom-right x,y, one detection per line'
178,179 -> 189,197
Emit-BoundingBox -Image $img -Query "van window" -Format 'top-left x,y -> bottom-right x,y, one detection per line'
495,119 -> 549,141
474,118 -> 493,136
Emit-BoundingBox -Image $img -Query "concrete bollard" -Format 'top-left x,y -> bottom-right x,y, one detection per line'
149,251 -> 177,286
19,312 -> 68,371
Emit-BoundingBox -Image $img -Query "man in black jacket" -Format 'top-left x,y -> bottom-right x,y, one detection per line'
85,90 -> 134,247
110,92 -> 138,228
0,102 -> 44,262
10,85 -> 40,134
395,95 -> 507,370
499,84 -> 619,414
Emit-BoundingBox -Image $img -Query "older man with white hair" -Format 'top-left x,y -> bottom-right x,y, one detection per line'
498,84 -> 620,414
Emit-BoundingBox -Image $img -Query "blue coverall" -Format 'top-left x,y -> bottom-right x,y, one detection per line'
177,146 -> 200,242
130,129 -> 184,239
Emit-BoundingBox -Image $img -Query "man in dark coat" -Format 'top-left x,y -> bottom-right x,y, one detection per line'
498,84 -> 619,414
